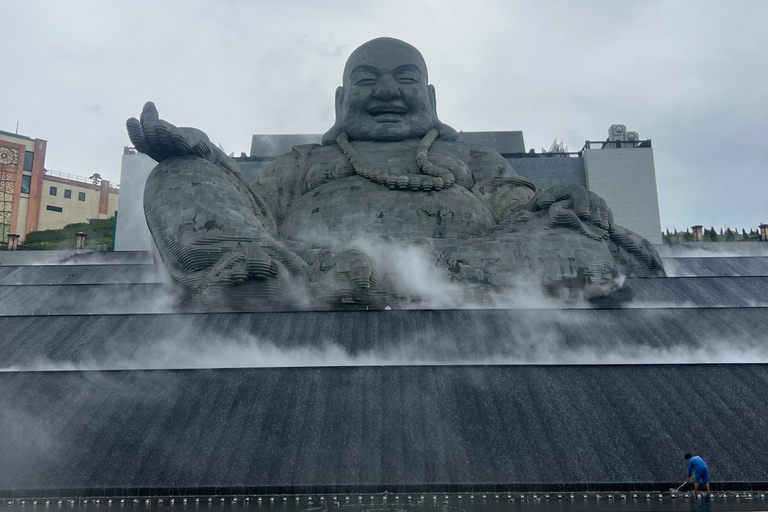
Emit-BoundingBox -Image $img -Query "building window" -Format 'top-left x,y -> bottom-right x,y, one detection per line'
49,186 -> 57,196
64,189 -> 72,199
21,175 -> 31,194
46,205 -> 63,213
78,192 -> 86,201
23,151 -> 34,172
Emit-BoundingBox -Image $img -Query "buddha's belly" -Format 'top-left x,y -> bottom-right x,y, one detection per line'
279,177 -> 496,242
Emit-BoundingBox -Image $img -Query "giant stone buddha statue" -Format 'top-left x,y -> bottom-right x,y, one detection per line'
127,37 -> 664,308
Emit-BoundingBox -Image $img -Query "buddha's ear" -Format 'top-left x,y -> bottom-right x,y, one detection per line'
321,86 -> 345,145
428,84 -> 458,142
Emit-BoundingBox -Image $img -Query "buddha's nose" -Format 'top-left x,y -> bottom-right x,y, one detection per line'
372,84 -> 400,100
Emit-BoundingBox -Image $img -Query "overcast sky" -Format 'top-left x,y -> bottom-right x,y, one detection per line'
3,0 -> 766,231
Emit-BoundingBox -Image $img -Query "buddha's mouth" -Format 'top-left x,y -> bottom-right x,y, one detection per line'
368,106 -> 408,117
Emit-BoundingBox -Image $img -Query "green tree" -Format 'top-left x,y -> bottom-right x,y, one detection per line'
726,229 -> 735,242
708,226 -> 718,242
683,229 -> 692,242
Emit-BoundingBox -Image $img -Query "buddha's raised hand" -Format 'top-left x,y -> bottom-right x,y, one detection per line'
126,102 -> 239,174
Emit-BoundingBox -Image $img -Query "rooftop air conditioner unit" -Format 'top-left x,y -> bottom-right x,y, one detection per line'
608,124 -> 627,141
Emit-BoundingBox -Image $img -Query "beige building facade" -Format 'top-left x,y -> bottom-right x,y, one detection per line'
0,130 -> 118,243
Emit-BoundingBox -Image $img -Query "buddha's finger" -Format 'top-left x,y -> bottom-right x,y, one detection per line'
192,140 -> 212,159
170,127 -> 192,154
571,189 -> 591,220
140,101 -> 159,125
536,189 -> 556,210
588,193 -> 602,225
350,259 -> 374,291
126,118 -> 150,155
155,120 -> 175,153
606,200 -> 615,227
244,247 -> 280,279
598,198 -> 610,230
547,185 -> 566,201
141,103 -> 160,148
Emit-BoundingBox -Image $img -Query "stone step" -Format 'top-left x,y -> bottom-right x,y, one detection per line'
0,264 -> 162,285
1,307 -> 766,369
0,364 -> 766,494
663,257 -> 768,276
0,250 -> 152,266
656,242 -> 768,258
1,277 -> 768,316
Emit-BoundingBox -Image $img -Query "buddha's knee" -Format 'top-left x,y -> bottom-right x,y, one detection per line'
144,156 -> 263,241
144,155 -> 250,212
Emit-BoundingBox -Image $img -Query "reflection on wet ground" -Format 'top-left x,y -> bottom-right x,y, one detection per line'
3,492 -> 767,512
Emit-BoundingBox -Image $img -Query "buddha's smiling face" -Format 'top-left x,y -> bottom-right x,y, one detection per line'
340,38 -> 436,142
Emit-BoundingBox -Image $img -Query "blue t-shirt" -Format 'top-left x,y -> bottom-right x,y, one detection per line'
687,456 -> 708,476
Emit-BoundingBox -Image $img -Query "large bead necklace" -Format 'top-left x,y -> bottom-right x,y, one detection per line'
336,129 -> 455,192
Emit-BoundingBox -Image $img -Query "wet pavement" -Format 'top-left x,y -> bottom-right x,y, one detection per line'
3,492 -> 768,512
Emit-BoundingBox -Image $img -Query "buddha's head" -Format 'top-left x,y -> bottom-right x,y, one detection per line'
322,37 -> 457,145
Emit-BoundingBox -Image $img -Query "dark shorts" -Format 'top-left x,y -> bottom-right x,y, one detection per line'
695,468 -> 710,484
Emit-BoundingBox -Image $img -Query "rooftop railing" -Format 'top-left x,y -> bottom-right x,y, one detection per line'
501,139 -> 652,159
581,139 -> 652,152
44,169 -> 91,184
44,169 -> 119,190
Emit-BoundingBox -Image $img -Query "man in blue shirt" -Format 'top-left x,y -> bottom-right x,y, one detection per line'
685,453 -> 711,496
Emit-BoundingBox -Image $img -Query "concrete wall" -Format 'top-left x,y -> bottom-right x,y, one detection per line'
106,191 -> 119,218
507,155 -> 586,190
236,159 -> 274,184
114,152 -> 155,251
584,147 -> 662,244
250,134 -> 321,157
457,131 -> 526,154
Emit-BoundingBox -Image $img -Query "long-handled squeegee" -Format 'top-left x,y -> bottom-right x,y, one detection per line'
670,480 -> 688,492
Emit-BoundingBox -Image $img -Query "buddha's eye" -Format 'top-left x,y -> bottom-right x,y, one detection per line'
354,78 -> 377,86
397,77 -> 419,84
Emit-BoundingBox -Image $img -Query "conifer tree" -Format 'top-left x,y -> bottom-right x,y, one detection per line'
709,226 -> 718,242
